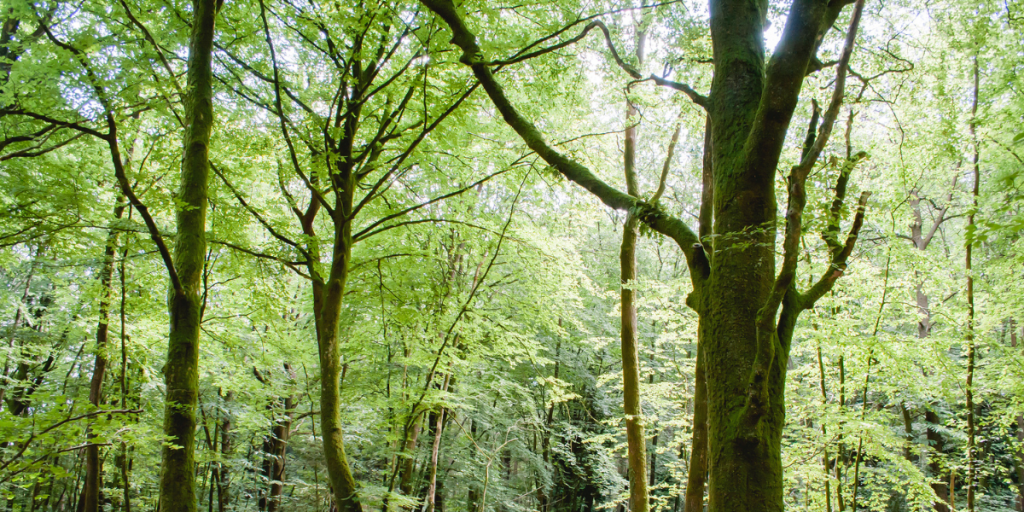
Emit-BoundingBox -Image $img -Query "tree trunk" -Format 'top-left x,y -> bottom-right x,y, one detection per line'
619,34 -> 649,510
964,53 -> 980,512
217,391 -> 234,512
312,171 -> 362,512
683,339 -> 707,512
158,0 -> 216,511
684,118 -> 713,512
620,214 -> 649,512
1016,412 -> 1023,512
83,199 -> 125,512
257,367 -> 294,512
467,420 -> 480,512
400,413 -> 424,496
424,384 -> 448,512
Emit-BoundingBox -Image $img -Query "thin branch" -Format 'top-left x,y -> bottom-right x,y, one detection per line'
353,167 -> 512,240
210,162 -> 310,261
650,120 -> 682,205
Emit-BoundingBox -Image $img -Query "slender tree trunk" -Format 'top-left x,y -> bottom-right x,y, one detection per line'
424,375 -> 450,512
118,241 -> 132,512
683,339 -> 707,512
400,413 -> 424,496
621,90 -> 649,512
1016,411 -> 1023,512
620,213 -> 649,512
817,347 -> 833,512
313,181 -> 362,512
1015,324 -> 1024,512
267,395 -> 292,512
158,0 -> 216,510
538,337 -> 559,512
964,53 -> 980,512
217,391 -> 234,512
258,369 -> 293,512
467,420 -> 480,512
83,198 -> 126,512
684,118 -> 713,512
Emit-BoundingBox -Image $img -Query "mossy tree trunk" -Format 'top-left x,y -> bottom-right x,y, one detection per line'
158,0 -> 216,510
620,29 -> 649,511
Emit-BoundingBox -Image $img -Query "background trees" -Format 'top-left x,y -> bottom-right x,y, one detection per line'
0,0 -> 1023,511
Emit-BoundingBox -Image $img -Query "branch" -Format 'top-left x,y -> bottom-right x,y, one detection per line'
353,167 -> 512,240
649,120 -> 682,205
207,239 -> 312,280
742,0 -> 867,429
420,0 -> 703,277
257,0 -> 334,217
0,109 -> 106,139
36,22 -> 183,292
0,408 -> 141,477
350,83 -> 479,219
792,0 -> 866,181
743,0 -> 862,186
210,161 -> 310,261
357,218 -> 512,242
117,0 -> 184,97
397,172 -> 531,474
800,190 -> 871,307
491,20 -> 708,108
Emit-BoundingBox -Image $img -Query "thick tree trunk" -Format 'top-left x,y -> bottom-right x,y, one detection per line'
158,1 -> 216,511
83,200 -> 126,512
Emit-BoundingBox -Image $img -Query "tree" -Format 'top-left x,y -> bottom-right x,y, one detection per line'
420,0 -> 871,509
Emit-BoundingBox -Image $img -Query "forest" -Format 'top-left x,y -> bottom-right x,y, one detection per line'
0,0 -> 1022,510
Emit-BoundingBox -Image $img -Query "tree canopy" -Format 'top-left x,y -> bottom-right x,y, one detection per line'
0,0 -> 1022,511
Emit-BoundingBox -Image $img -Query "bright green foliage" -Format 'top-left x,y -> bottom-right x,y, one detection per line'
0,0 -> 1023,511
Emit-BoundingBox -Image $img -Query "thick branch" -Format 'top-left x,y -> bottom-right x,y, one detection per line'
420,0 -> 702,275
801,190 -> 870,307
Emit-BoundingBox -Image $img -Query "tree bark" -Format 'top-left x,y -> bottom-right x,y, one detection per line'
621,214 -> 649,512
158,0 -> 216,511
217,391 -> 234,512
